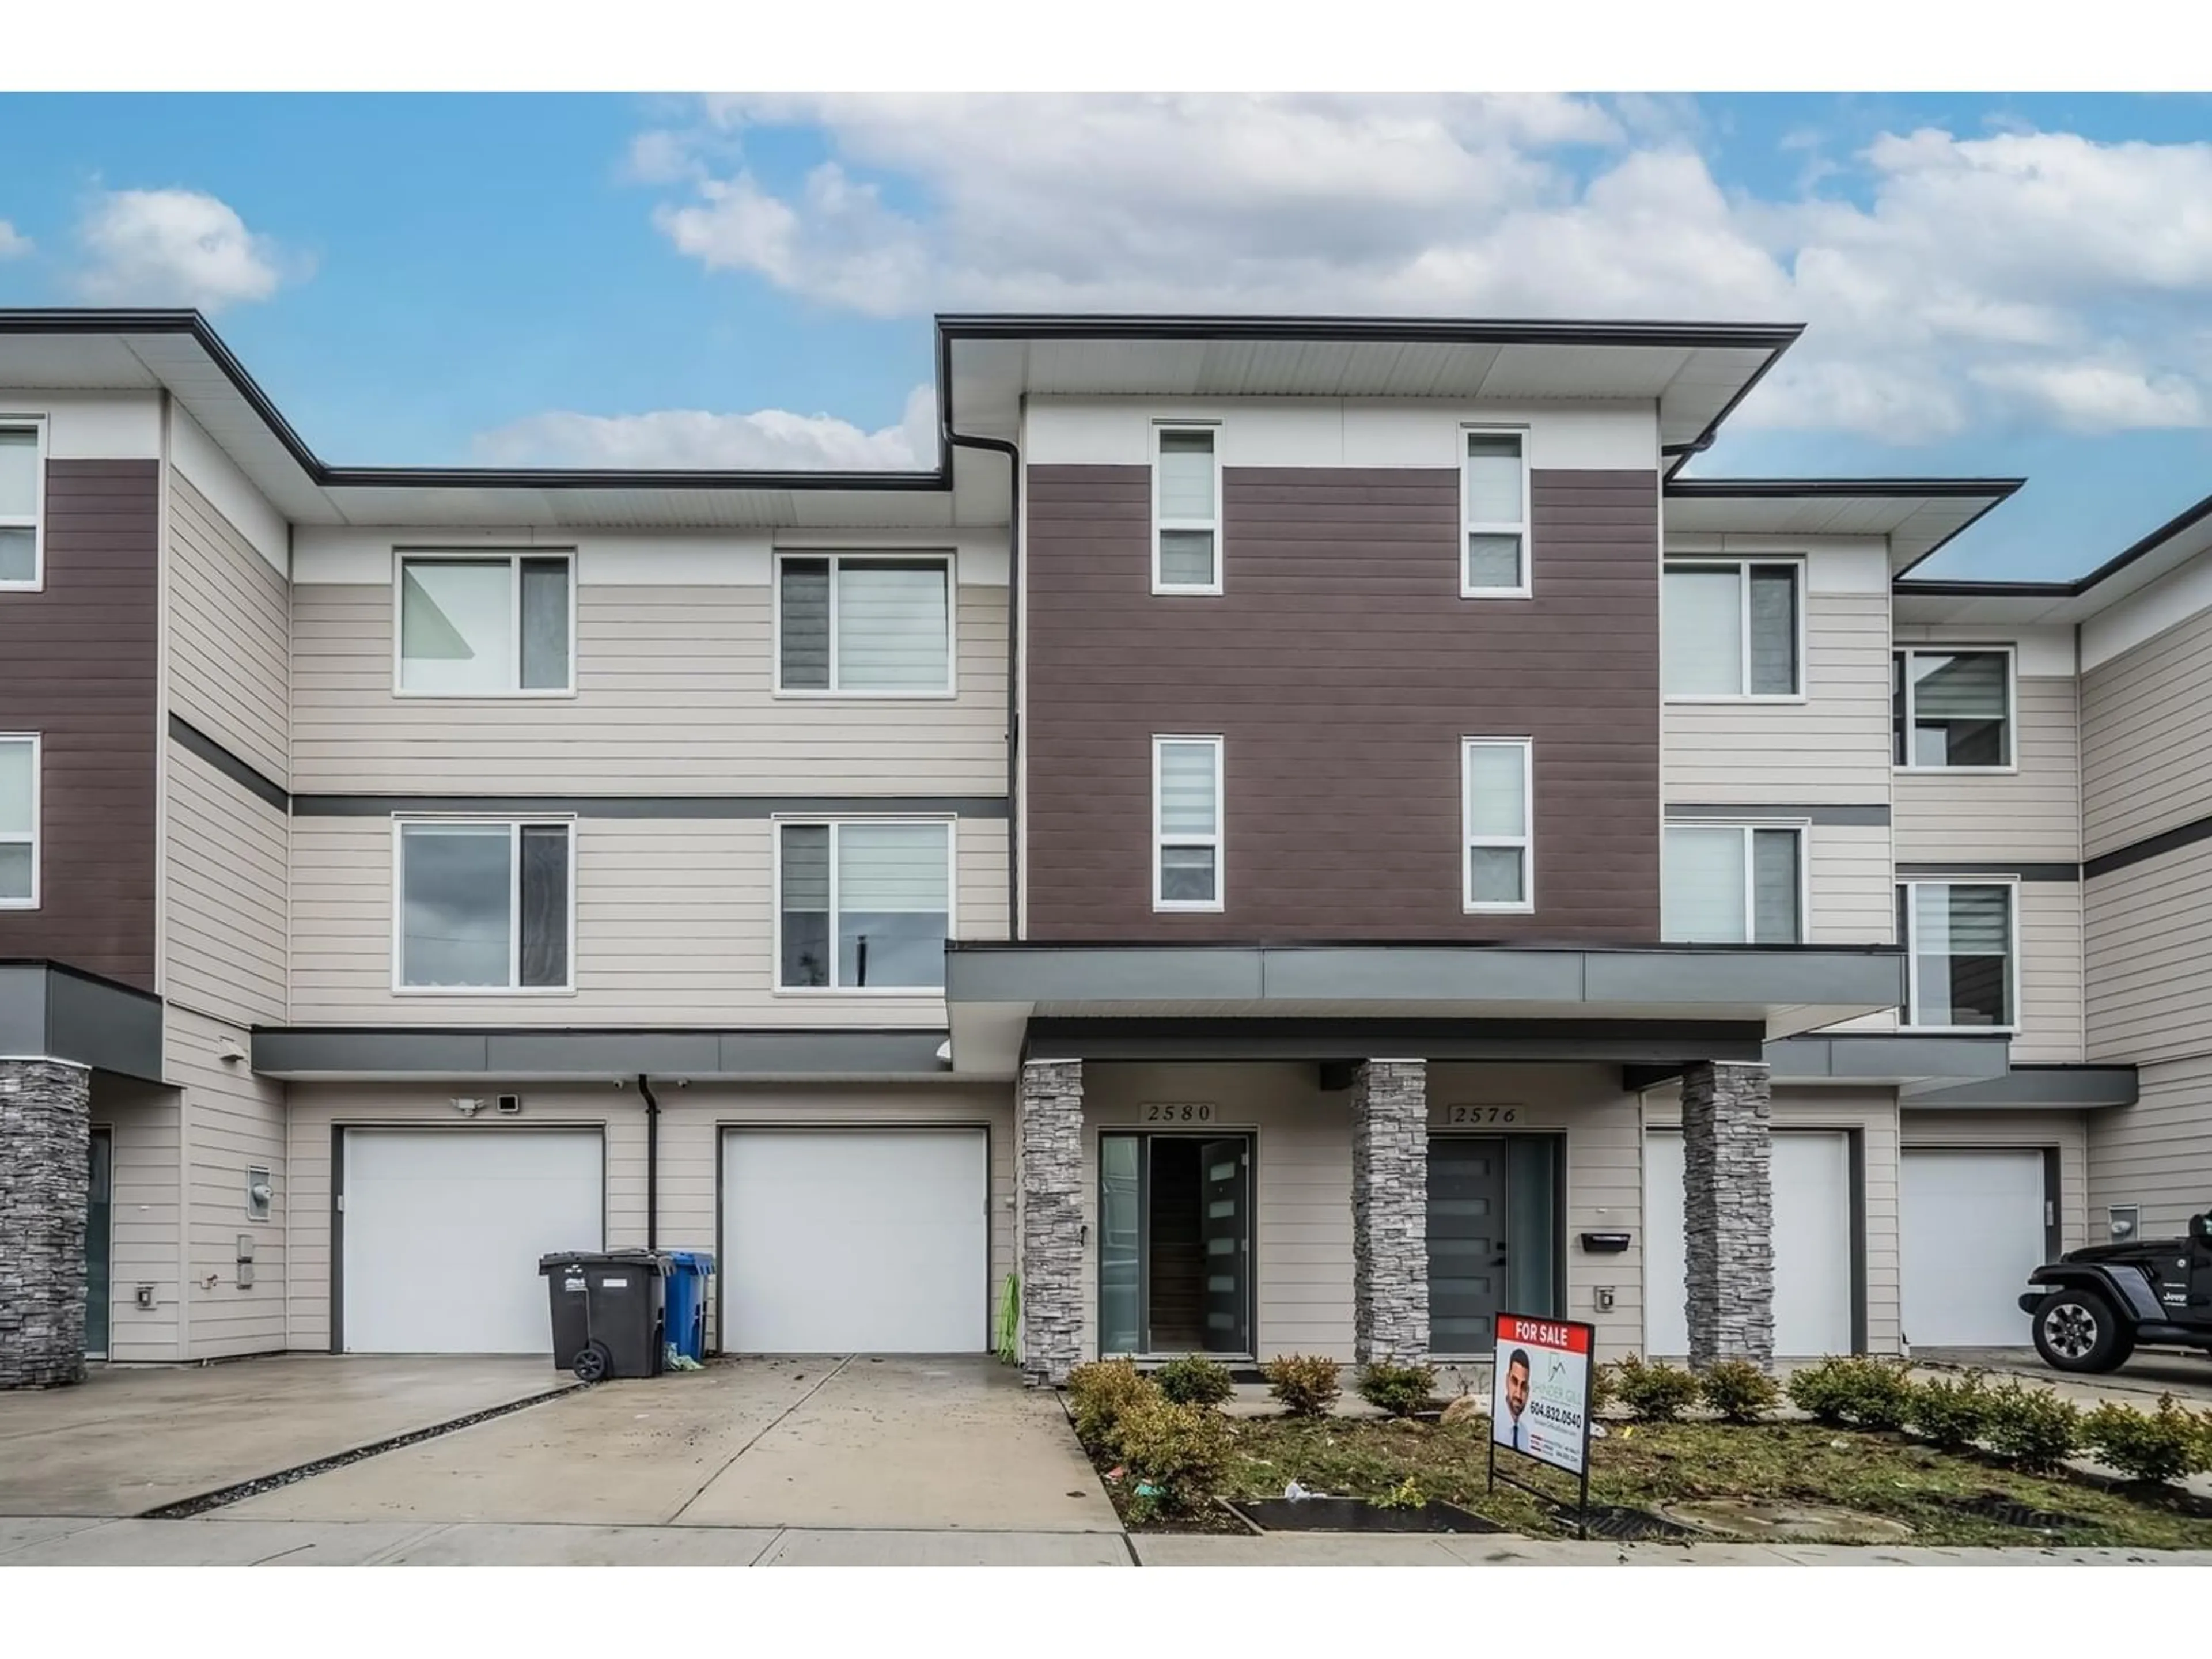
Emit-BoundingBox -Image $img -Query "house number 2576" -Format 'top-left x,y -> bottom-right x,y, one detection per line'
1447,1107 -> 1517,1124
1145,1104 -> 1214,1122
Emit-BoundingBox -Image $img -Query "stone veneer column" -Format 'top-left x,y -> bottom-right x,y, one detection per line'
1681,1059 -> 1775,1370
1018,1058 -> 1084,1386
0,1058 -> 92,1389
1351,1058 -> 1429,1364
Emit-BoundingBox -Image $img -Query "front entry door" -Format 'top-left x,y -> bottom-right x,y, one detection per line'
1427,1137 -> 1508,1353
1199,1137 -> 1251,1357
86,1128 -> 112,1359
1097,1131 -> 1254,1357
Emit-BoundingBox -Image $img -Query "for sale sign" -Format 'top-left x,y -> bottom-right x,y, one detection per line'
1490,1313 -> 1595,1477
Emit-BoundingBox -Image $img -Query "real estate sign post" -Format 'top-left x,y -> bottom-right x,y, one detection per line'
1485,1313 -> 1596,1535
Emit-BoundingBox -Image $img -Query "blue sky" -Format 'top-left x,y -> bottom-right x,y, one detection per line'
2,92 -> 2209,578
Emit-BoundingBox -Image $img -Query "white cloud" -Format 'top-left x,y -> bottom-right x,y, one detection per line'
72,188 -> 297,312
474,383 -> 937,470
0,221 -> 29,260
637,97 -> 2212,442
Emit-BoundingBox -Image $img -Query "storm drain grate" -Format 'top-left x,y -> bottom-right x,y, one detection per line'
1944,1491 -> 2089,1533
1572,1505 -> 1700,1541
1228,1497 -> 1503,1534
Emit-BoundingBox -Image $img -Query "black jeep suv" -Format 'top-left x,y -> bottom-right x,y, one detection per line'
2018,1212 -> 2212,1372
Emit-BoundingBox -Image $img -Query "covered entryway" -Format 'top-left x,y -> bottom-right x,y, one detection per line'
1902,1147 -> 2050,1349
339,1128 -> 604,1354
1646,1128 -> 1854,1357
720,1127 -> 988,1353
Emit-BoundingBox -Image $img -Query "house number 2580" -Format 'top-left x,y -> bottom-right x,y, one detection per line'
1447,1107 -> 1517,1124
1145,1104 -> 1214,1122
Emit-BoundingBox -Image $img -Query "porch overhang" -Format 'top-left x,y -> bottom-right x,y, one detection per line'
1900,1061 -> 2138,1110
249,1026 -> 956,1083
1626,1032 -> 2013,1093
0,960 -> 164,1083
944,942 -> 1904,1077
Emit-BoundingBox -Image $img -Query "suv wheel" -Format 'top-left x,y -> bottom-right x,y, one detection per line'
2032,1288 -> 2132,1373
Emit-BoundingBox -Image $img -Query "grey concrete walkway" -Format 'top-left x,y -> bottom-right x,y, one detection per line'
1912,1348 -> 2212,1406
0,1355 -> 564,1517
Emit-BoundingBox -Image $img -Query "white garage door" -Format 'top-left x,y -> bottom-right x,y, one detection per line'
341,1130 -> 604,1354
1903,1148 -> 2047,1349
722,1128 -> 987,1353
1646,1130 -> 1854,1358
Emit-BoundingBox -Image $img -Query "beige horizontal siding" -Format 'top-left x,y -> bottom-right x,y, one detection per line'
290,582 -> 1008,794
1808,821 -> 1895,945
167,1006 -> 289,1359
2085,838 -> 2212,1062
288,815 -> 1007,1027
1894,677 -> 2080,862
1903,1110 -> 2088,1255
282,1081 -> 1011,1354
2081,604 -> 2212,855
165,745 -> 287,1028
2088,1055 -> 2212,1239
168,474 -> 290,786
90,1075 -> 183,1363
1664,592 -> 1891,805
2014,882 -> 2084,1065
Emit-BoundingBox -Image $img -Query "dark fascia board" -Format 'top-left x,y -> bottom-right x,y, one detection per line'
1902,1064 -> 2139,1110
0,959 -> 165,1083
1665,476 -> 2027,574
1895,484 -> 2212,598
250,1025 -> 953,1080
1027,1016 -> 1766,1066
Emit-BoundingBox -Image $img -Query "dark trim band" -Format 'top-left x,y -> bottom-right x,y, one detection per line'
252,1026 -> 955,1079
2085,812 -> 2212,881
294,794 -> 1010,820
1896,861 -> 2081,884
168,715 -> 289,812
1668,803 -> 1891,827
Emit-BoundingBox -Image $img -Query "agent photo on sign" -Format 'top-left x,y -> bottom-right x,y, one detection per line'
1499,1347 -> 1532,1450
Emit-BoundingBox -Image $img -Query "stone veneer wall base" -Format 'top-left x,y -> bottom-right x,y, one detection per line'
0,1058 -> 92,1389
1351,1058 -> 1429,1365
1682,1059 -> 1775,1370
1018,1058 -> 1084,1387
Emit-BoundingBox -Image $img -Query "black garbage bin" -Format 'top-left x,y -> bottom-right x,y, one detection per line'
538,1250 -> 669,1381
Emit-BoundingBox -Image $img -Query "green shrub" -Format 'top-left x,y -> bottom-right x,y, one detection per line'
1786,1357 -> 1853,1425
2082,1396 -> 2207,1484
1357,1360 -> 1439,1418
1264,1353 -> 1343,1418
1589,1361 -> 1617,1415
1154,1353 -> 1236,1409
1066,1358 -> 1156,1452
1786,1355 -> 1913,1431
1115,1393 -> 1236,1513
1613,1353 -> 1701,1423
1906,1371 -> 1996,1452
1984,1381 -> 2081,1472
1696,1358 -> 1779,1423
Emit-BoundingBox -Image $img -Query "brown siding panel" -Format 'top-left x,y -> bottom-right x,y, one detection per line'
0,459 -> 160,987
1025,464 -> 1660,942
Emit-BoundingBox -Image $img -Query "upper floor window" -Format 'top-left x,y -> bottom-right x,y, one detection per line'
1899,880 -> 2015,1031
0,422 -> 43,589
1153,736 -> 1224,911
1662,823 -> 1801,943
0,734 -> 37,908
397,552 -> 573,696
1463,737 -> 1533,912
778,819 -> 953,990
1153,426 -> 1221,594
395,819 -> 573,992
1461,429 -> 1529,597
1894,648 -> 2012,769
778,554 -> 953,694
1662,560 -> 1801,699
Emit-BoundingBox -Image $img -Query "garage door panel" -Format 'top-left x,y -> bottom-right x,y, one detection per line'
1902,1149 -> 2046,1349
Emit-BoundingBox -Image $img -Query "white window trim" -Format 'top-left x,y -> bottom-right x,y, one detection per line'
391,549 -> 578,699
1897,876 -> 2020,1035
1152,735 -> 1225,913
1660,820 -> 1809,944
771,816 -> 959,994
0,732 -> 39,910
1661,556 -> 1809,703
1461,737 -> 1535,915
0,416 -> 45,593
1459,425 -> 1532,599
1893,644 -> 2019,775
390,816 -> 579,995
1150,423 -> 1224,597
771,550 -> 959,699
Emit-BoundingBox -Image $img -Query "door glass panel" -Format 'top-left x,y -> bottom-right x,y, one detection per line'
1427,1137 -> 1504,1352
1198,1137 -> 1250,1355
85,1130 -> 112,1358
1098,1136 -> 1141,1356
1506,1135 -> 1560,1318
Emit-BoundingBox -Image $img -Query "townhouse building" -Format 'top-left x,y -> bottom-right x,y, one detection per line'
0,308 -> 2203,1389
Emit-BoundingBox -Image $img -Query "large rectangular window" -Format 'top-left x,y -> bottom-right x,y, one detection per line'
777,554 -> 952,693
1663,560 -> 1801,698
1463,738 -> 1533,912
0,734 -> 37,907
397,552 -> 573,695
1153,426 -> 1221,594
1901,880 -> 2015,1031
1153,736 -> 1224,911
778,820 -> 952,990
1895,648 -> 2012,768
1662,824 -> 1802,943
396,820 -> 573,991
0,422 -> 41,588
1461,429 -> 1530,596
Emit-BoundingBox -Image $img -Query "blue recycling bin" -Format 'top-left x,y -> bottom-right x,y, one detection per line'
664,1250 -> 714,1363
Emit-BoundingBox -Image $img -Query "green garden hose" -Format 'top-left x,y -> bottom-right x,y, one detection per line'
995,1272 -> 1020,1364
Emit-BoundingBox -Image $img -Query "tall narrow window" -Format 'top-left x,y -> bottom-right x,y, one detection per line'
1662,824 -> 1801,943
397,552 -> 573,695
1461,429 -> 1529,596
0,423 -> 41,588
1662,560 -> 1801,697
1153,737 -> 1223,910
777,554 -> 952,693
1463,738 -> 1533,912
396,820 -> 573,990
0,734 -> 37,907
1901,881 -> 2015,1029
1153,427 -> 1221,594
778,820 -> 952,990
1895,649 -> 2012,768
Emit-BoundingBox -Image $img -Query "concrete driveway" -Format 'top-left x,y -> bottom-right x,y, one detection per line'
0,1355 -> 566,1517
1912,1347 -> 2212,1407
